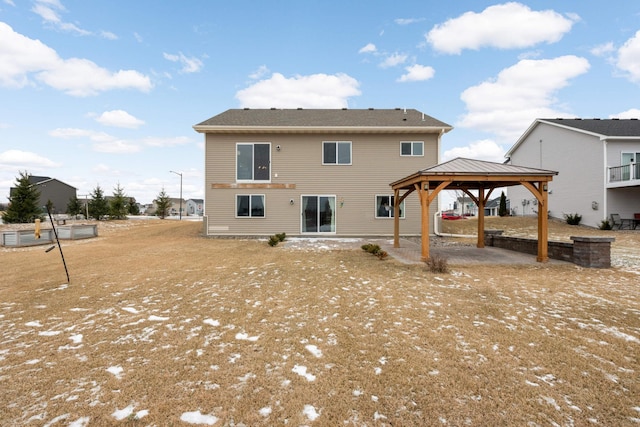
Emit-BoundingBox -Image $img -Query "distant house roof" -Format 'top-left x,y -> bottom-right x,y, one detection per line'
187,198 -> 204,204
193,108 -> 452,134
507,118 -> 640,157
28,176 -> 77,189
540,118 -> 640,137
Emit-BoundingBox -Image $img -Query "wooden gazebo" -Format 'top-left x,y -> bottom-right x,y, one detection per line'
390,158 -> 558,262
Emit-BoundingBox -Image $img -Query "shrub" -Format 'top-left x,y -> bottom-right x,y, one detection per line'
425,254 -> 449,273
564,213 -> 582,225
267,235 -> 280,246
599,219 -> 613,230
276,232 -> 286,242
361,243 -> 386,259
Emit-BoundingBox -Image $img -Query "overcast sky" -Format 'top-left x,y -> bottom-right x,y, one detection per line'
1,1 -> 639,204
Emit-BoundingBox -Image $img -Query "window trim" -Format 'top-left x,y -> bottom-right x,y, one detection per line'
235,194 -> 266,218
400,141 -> 424,157
322,141 -> 352,165
375,194 -> 405,219
236,142 -> 271,182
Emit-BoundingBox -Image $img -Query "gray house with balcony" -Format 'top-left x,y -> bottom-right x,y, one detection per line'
506,118 -> 640,227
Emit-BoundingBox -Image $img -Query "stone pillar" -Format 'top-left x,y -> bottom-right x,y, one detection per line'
570,236 -> 615,268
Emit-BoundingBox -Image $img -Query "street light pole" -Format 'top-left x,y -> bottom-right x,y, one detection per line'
170,170 -> 183,220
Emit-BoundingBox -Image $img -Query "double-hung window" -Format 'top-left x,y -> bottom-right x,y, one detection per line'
237,143 -> 270,181
236,195 -> 265,218
375,195 -> 405,219
400,141 -> 424,156
323,141 -> 351,165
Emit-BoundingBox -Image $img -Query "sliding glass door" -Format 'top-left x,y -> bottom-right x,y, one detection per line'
302,196 -> 336,233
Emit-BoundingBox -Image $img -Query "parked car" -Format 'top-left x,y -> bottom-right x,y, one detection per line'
441,212 -> 463,220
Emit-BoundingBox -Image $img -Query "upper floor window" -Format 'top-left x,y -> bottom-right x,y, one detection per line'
237,143 -> 270,181
400,141 -> 424,156
323,141 -> 352,165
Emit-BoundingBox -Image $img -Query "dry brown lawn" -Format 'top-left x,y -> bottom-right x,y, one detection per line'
1,217 -> 639,426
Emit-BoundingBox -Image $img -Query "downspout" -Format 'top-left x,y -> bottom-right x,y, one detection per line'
602,137 -> 608,220
433,212 -> 476,238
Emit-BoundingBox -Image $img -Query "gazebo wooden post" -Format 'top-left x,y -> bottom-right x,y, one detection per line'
537,181 -> 549,262
393,188 -> 400,248
477,187 -> 485,248
419,182 -> 430,261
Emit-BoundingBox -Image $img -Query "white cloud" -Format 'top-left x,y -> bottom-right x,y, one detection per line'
4,0 -> 16,6
236,72 -> 361,108
443,139 -> 506,163
358,43 -> 377,54
249,65 -> 269,80
458,55 -> 590,141
379,52 -> 408,68
50,127 -> 115,142
394,18 -> 424,25
142,136 -> 191,147
100,30 -> 118,40
590,42 -> 615,57
0,149 -> 61,168
0,23 -> 152,96
96,110 -> 145,129
32,0 -> 91,36
397,64 -> 435,82
610,109 -> 640,119
426,2 -> 576,54
616,30 -> 640,84
93,140 -> 141,154
163,52 -> 204,74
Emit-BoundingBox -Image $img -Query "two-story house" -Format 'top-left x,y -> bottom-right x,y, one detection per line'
506,118 -> 640,227
193,108 -> 452,237
9,176 -> 77,215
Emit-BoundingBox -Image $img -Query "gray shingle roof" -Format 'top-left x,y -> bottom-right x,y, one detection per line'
194,108 -> 452,131
541,118 -> 640,137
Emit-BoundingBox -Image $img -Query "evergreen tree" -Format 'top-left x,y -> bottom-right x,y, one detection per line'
66,196 -> 83,217
88,185 -> 109,220
155,188 -> 171,219
2,171 -> 42,223
127,198 -> 140,215
498,191 -> 508,217
109,183 -> 128,220
45,199 -> 54,215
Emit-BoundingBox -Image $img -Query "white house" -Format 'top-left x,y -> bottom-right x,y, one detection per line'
506,118 -> 640,227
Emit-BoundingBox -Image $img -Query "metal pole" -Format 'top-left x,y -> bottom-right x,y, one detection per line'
45,205 -> 70,283
170,171 -> 183,220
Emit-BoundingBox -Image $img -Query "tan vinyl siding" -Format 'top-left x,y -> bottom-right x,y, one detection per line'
204,132 -> 439,236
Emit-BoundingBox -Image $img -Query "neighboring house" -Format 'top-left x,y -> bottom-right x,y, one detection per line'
193,108 -> 452,237
506,118 -> 640,227
10,176 -> 76,215
453,195 -> 477,217
148,198 -> 185,216
186,199 -> 204,216
483,197 -> 507,217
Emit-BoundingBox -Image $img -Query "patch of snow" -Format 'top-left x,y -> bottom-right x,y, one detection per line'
39,330 -> 61,336
112,404 -> 135,421
204,318 -> 220,326
181,411 -> 219,425
235,332 -> 259,341
292,365 -> 316,381
25,321 -> 42,327
122,307 -> 139,314
303,404 -> 320,421
259,406 -> 272,417
148,315 -> 169,321
305,344 -> 322,358
107,365 -> 124,379
70,334 -> 83,344
67,417 -> 90,427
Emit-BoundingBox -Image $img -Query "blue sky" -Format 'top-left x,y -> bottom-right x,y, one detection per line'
1,1 -> 640,205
